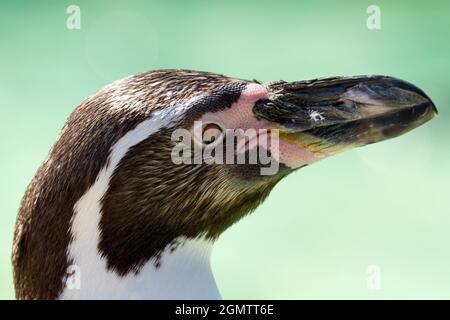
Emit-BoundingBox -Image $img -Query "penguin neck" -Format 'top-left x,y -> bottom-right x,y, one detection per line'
54,113 -> 220,299
60,234 -> 220,299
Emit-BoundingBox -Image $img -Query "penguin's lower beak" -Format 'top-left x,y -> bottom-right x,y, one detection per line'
254,75 -> 438,155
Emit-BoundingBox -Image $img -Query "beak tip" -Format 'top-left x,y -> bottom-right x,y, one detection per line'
431,103 -> 439,116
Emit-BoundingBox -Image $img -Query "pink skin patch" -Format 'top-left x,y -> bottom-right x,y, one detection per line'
273,137 -> 319,168
195,83 -> 323,170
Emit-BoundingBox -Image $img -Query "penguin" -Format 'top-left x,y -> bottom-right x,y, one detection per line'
12,69 -> 437,299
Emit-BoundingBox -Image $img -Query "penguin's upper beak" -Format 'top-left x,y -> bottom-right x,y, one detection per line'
254,75 -> 437,154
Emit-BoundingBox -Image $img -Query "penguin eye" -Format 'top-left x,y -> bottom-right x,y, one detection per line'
202,123 -> 224,146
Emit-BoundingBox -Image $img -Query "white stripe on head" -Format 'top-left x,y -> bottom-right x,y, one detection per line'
60,103 -> 219,299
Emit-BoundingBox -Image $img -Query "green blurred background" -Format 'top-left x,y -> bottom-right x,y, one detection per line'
1,0 -> 449,299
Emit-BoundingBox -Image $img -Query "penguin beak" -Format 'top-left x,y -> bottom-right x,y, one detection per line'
254,75 -> 437,154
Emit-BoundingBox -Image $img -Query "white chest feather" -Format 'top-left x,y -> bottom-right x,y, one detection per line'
59,236 -> 220,300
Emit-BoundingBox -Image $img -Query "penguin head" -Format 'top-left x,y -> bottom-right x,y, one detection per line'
91,71 -> 436,273
14,70 -> 437,285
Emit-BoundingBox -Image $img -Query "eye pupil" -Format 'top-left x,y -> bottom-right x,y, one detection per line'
202,123 -> 223,145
